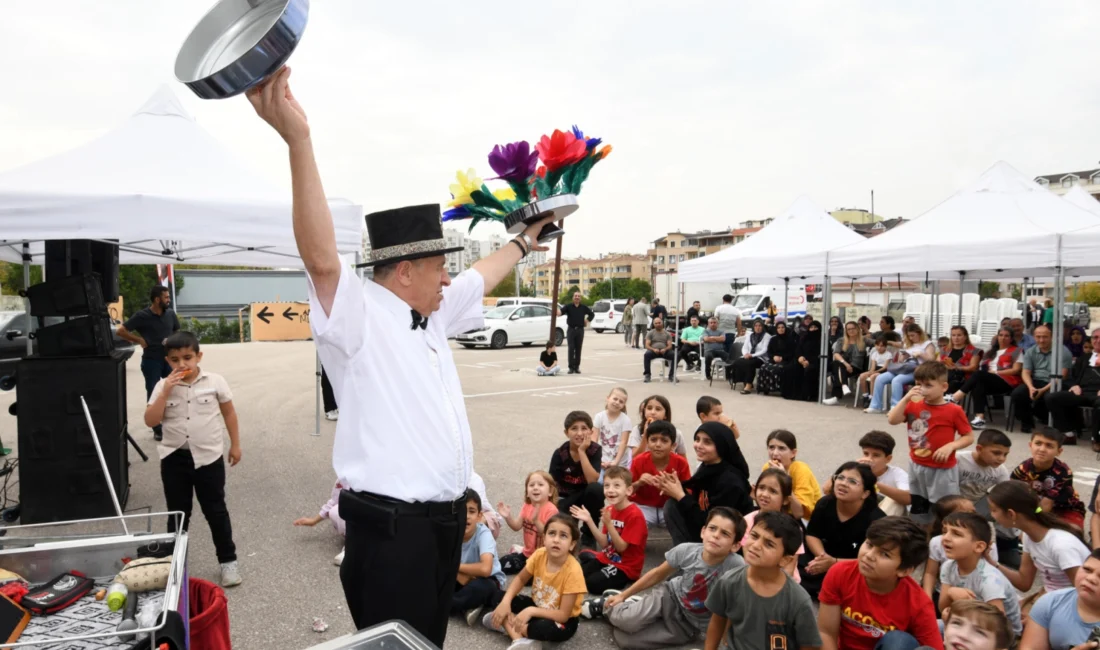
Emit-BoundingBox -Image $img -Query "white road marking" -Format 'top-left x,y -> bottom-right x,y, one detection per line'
464,379 -> 611,399
1075,467 -> 1100,488
532,391 -> 579,398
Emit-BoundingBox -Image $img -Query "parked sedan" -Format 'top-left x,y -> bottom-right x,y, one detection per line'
0,311 -> 132,361
456,305 -> 564,349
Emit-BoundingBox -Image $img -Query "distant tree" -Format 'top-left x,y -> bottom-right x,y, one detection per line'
487,269 -> 534,298
587,278 -> 653,302
978,282 -> 1001,299
1077,282 -> 1100,307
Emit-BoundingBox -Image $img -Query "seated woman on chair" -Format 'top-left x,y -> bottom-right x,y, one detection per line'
864,323 -> 937,414
731,319 -> 771,394
940,325 -> 981,394
949,327 -> 1022,430
823,321 -> 868,406
755,319 -> 796,396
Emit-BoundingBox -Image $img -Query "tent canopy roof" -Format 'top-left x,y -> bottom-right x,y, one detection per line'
678,195 -> 864,283
0,86 -> 362,268
827,161 -> 1100,280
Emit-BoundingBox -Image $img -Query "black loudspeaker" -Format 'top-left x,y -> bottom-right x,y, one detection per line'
16,353 -> 129,524
24,273 -> 107,318
44,240 -> 119,303
31,315 -> 114,357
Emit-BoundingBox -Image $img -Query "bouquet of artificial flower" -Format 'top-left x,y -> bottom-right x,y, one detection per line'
443,126 -> 611,231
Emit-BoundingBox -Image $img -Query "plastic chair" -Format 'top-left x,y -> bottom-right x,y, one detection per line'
709,358 -> 732,387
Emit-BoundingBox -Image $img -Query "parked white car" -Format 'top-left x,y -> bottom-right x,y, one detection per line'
456,304 -> 564,349
591,299 -> 630,334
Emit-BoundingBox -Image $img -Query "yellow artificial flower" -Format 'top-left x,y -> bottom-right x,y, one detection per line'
492,187 -> 517,202
448,168 -> 483,207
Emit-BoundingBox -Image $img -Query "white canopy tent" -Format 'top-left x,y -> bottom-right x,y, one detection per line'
679,195 -> 865,283
0,86 -> 363,268
1063,185 -> 1100,218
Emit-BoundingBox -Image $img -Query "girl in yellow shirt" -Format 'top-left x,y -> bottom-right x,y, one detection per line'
761,430 -> 822,519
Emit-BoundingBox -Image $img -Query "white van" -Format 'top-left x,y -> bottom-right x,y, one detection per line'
591,299 -> 630,333
731,285 -> 808,320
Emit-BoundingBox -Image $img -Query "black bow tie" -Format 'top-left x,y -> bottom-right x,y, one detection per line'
411,310 -> 428,330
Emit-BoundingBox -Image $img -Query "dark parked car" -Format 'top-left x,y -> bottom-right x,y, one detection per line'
0,311 -> 132,362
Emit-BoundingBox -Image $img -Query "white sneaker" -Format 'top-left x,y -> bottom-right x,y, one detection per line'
333,547 -> 344,566
465,605 -> 483,627
841,384 -> 852,396
220,561 -> 242,587
864,407 -> 884,414
325,409 -> 339,421
482,611 -> 505,634
507,640 -> 542,650
822,397 -> 839,406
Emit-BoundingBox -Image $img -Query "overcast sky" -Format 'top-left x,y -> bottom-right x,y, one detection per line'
3,1 -> 1099,257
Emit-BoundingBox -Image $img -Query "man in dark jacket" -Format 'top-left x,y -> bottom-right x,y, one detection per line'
1045,328 -> 1100,448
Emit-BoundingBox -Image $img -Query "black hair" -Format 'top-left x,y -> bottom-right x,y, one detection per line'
705,506 -> 747,540
545,341 -> 555,350
465,488 -> 482,512
149,285 -> 169,302
751,511 -> 803,556
988,481 -> 1085,542
1034,323 -> 1053,334
164,331 -> 200,355
766,429 -> 798,451
865,516 -> 929,571
943,511 -> 992,546
543,513 -> 581,557
976,429 -> 1011,448
696,395 -> 722,418
639,395 -> 672,424
881,315 -> 895,329
722,294 -> 733,303
859,430 -> 896,456
755,468 -> 794,514
833,461 -> 877,503
881,331 -> 902,344
564,410 -> 593,431
1031,429 -> 1065,448
931,494 -> 973,538
645,420 -> 676,443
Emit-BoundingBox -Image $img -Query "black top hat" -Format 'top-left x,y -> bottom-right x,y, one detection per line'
356,204 -> 465,268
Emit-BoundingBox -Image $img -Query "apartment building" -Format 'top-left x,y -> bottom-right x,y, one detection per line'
530,253 -> 651,297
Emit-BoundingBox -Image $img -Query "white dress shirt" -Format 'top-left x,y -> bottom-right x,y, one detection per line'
308,264 -> 485,502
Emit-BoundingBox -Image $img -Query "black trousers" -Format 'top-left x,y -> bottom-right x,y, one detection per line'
643,350 -> 676,378
509,595 -> 580,642
1010,381 -> 1049,431
679,343 -> 701,369
960,371 -> 1013,413
831,363 -> 863,398
579,553 -> 632,594
559,483 -> 606,540
567,326 -> 585,370
500,552 -> 526,575
705,350 -> 731,380
339,490 -> 465,648
141,358 -> 172,437
321,367 -> 337,413
663,498 -> 699,546
161,449 -> 236,563
1046,390 -> 1100,442
731,356 -> 763,385
451,577 -> 503,614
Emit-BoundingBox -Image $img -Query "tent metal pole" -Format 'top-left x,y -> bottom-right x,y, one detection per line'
169,266 -> 179,316
22,242 -> 32,356
819,276 -> 831,403
783,278 -> 789,321
1052,267 -> 1065,394
957,272 -> 964,327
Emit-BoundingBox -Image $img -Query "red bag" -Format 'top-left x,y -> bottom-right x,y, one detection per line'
21,572 -> 94,615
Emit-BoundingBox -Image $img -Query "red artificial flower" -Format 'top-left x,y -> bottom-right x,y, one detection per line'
536,165 -> 547,178
535,130 -> 588,172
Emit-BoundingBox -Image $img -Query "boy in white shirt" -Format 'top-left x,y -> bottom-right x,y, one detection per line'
824,431 -> 910,516
954,429 -> 1016,567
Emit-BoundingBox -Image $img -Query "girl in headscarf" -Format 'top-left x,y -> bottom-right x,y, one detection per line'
827,316 -> 843,350
1068,325 -> 1086,361
658,422 -> 753,545
783,320 -> 822,401
732,319 -> 771,395
756,320 -> 796,396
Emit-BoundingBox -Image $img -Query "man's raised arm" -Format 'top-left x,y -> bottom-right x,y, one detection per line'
247,67 -> 342,315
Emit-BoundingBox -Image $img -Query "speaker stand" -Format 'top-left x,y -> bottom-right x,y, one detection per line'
126,431 -> 149,462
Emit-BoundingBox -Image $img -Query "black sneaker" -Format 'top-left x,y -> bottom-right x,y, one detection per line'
581,597 -> 606,620
643,375 -> 651,383
153,431 -> 163,442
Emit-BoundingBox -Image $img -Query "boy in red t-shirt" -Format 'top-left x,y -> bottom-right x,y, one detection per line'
817,516 -> 943,650
571,466 -> 648,594
630,420 -> 692,527
887,361 -> 973,525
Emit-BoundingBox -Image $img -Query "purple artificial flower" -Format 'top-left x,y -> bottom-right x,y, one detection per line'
488,141 -> 539,184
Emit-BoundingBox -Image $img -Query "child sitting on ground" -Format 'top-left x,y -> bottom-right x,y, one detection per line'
628,395 -> 686,458
549,411 -> 605,539
696,395 -> 742,439
705,512 -> 822,650
922,495 -> 999,600
745,469 -> 804,582
987,480 -> 1090,595
587,508 -> 745,648
592,387 -> 633,470
858,337 -> 895,406
817,517 -> 942,650
498,470 -> 559,575
955,429 -> 1017,566
938,511 -> 1023,637
145,331 -> 243,587
1010,430 -> 1086,527
571,466 -> 648,594
825,431 -> 912,517
887,360 -> 973,526
467,470 -> 503,539
761,429 -> 821,519
942,600 -> 1014,650
629,421 -> 691,528
485,514 -> 586,647
293,477 -> 347,566
537,342 -> 559,376
452,490 -> 506,627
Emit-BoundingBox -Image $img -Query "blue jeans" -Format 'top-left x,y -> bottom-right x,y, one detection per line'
869,371 -> 914,410
141,357 -> 172,436
874,630 -> 921,650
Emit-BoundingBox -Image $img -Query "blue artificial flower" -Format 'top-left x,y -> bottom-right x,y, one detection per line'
442,204 -> 472,221
571,124 -> 601,150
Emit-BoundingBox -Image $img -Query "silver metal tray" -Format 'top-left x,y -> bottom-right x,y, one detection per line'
305,620 -> 440,650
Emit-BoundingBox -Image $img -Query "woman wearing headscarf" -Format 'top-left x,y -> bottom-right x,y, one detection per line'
827,316 -> 843,351
1068,325 -> 1087,362
755,319 -> 796,396
658,422 -> 753,545
731,319 -> 771,395
782,319 -> 822,401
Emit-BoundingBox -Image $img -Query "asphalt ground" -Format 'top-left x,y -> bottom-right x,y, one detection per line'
0,332 -> 1095,649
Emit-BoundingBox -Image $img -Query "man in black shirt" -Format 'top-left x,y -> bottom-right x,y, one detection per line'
686,300 -> 701,322
559,293 -> 594,374
650,299 -> 668,323
117,285 -> 181,440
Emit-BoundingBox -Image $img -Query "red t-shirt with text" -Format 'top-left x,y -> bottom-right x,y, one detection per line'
820,560 -> 943,650
630,452 -> 692,508
585,502 -> 648,579
904,400 -> 971,469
